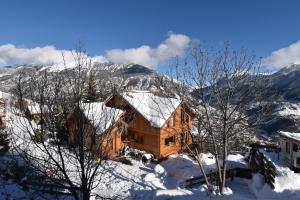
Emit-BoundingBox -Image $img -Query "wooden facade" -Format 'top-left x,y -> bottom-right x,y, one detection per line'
105,93 -> 195,158
67,92 -> 195,158
67,108 -> 124,158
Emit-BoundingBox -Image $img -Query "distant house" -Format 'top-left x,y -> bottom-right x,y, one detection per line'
26,102 -> 48,122
279,131 -> 300,169
67,91 -> 196,158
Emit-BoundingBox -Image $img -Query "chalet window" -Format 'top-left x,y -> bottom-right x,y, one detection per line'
181,111 -> 190,124
123,114 -> 134,124
180,132 -> 190,145
165,136 -> 175,146
293,143 -> 298,152
180,132 -> 186,145
110,139 -> 113,150
297,157 -> 300,165
286,142 -> 290,153
173,114 -> 176,126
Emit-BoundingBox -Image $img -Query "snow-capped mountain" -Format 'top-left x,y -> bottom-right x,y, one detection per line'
0,62 -> 159,94
249,65 -> 300,135
0,62 -> 299,135
267,64 -> 300,101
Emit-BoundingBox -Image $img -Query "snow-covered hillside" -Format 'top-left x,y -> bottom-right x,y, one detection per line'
275,103 -> 300,118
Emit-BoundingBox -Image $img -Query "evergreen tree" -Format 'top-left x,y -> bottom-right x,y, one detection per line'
83,73 -> 98,103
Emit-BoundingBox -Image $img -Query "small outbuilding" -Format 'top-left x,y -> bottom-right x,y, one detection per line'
279,131 -> 300,169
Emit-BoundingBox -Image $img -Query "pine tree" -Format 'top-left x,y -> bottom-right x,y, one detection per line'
83,73 -> 99,103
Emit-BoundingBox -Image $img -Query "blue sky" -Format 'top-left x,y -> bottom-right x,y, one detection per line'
1,0 -> 300,70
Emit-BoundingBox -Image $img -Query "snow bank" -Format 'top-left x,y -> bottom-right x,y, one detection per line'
200,153 -> 215,166
248,151 -> 300,199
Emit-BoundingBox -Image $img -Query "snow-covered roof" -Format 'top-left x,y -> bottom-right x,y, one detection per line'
81,102 -> 123,134
27,102 -> 48,115
280,131 -> 300,142
121,90 -> 181,128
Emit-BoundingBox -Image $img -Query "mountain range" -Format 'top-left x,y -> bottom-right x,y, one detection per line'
0,62 -> 299,136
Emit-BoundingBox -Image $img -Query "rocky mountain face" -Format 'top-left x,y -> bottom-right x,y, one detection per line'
257,64 -> 300,135
0,63 -> 162,94
191,64 -> 300,136
266,64 -> 300,102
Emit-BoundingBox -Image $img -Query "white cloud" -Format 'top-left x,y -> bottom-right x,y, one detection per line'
0,44 -> 83,66
106,33 -> 191,67
263,41 -> 300,68
0,33 -> 190,68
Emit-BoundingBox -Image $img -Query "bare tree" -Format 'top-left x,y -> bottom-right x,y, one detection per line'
8,48 -> 122,200
158,43 -> 268,194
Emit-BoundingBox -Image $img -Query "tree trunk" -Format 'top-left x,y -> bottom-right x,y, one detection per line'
81,179 -> 90,200
210,131 -> 223,193
195,149 -> 211,192
220,137 -> 228,194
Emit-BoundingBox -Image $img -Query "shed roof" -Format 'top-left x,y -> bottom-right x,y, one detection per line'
81,102 -> 123,134
27,102 -> 48,115
280,131 -> 300,142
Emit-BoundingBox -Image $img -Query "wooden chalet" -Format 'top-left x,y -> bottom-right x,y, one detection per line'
67,91 -> 196,158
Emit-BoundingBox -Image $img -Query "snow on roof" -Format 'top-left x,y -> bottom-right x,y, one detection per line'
121,90 -> 181,128
27,102 -> 48,115
280,131 -> 300,142
81,102 -> 123,134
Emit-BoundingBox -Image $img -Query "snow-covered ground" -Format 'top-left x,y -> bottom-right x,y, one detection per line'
2,146 -> 300,199
1,104 -> 300,199
253,151 -> 300,200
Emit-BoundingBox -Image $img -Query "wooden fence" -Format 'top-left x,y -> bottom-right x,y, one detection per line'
185,148 -> 277,189
184,167 -> 252,188
249,148 -> 277,189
